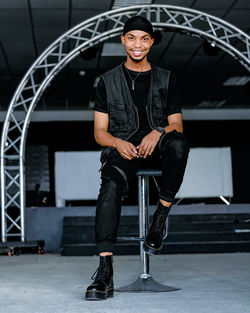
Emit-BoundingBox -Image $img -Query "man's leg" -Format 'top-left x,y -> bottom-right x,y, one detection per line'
95,167 -> 126,255
158,130 -> 190,203
144,130 -> 190,255
86,152 -> 140,300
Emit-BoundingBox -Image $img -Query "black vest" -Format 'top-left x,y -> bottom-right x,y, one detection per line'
100,62 -> 171,163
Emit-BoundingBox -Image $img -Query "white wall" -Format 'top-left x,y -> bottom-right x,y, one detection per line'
55,147 -> 233,207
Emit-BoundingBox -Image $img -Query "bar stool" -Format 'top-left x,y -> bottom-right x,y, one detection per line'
117,168 -> 180,292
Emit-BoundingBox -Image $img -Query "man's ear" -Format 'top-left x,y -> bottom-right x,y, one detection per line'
121,35 -> 125,45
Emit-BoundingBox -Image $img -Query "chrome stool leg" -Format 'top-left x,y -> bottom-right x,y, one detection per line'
117,174 -> 180,292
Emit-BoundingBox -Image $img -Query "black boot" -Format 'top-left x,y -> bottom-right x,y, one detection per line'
143,201 -> 172,255
85,255 -> 114,300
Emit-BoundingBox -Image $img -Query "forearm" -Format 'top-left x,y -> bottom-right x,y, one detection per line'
164,122 -> 183,134
94,128 -> 120,148
95,128 -> 138,160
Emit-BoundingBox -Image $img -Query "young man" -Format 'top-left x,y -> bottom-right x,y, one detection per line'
85,16 -> 190,300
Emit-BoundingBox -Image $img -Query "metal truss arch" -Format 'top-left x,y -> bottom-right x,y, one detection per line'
1,4 -> 250,242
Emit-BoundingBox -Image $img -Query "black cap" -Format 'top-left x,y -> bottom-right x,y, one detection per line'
123,16 -> 154,37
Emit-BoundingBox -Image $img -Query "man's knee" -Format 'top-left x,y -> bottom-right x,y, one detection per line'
100,166 -> 126,199
169,136 -> 190,158
160,131 -> 190,158
103,177 -> 122,195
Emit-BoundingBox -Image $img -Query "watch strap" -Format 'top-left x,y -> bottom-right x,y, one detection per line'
155,127 -> 165,135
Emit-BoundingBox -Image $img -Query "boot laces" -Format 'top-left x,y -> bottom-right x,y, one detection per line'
150,209 -> 168,234
91,264 -> 110,283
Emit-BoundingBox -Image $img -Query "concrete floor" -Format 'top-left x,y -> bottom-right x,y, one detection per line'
0,253 -> 249,313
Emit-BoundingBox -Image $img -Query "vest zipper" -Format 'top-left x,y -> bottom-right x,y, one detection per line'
146,69 -> 155,130
146,105 -> 154,130
120,63 -> 140,141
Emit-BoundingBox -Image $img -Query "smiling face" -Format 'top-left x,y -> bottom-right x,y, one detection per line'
121,30 -> 154,63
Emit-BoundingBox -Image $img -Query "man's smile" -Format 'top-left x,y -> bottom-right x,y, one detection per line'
131,50 -> 144,57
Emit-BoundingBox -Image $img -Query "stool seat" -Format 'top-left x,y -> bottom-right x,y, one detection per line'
136,168 -> 162,176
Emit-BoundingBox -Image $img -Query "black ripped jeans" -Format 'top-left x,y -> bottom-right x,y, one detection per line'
95,130 -> 190,254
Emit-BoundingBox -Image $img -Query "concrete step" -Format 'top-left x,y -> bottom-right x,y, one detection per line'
63,214 -> 250,226
61,213 -> 250,255
61,240 -> 250,256
62,230 -> 250,244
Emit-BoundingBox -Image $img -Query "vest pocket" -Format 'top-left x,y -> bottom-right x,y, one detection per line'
152,96 -> 167,126
152,96 -> 165,109
109,102 -> 129,132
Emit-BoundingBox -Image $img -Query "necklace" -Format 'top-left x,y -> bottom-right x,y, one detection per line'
125,63 -> 150,90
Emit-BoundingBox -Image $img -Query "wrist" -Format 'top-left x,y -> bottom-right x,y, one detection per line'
153,127 -> 165,136
112,137 -> 121,148
152,130 -> 163,139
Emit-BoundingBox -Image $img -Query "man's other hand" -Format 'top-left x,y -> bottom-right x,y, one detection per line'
113,138 -> 139,160
137,130 -> 161,158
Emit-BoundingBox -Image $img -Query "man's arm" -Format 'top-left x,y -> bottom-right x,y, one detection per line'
94,111 -> 138,160
164,112 -> 183,134
137,112 -> 183,158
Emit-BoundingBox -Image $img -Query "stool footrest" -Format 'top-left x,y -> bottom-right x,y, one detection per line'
116,275 -> 180,292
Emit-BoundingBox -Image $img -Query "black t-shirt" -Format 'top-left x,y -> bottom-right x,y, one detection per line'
94,63 -> 182,146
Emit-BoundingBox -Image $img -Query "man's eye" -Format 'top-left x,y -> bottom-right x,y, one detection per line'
143,38 -> 149,41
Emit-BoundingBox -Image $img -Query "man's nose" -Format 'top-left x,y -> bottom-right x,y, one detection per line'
134,39 -> 141,47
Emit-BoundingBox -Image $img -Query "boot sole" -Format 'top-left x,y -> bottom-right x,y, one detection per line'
85,288 -> 114,301
143,242 -> 162,255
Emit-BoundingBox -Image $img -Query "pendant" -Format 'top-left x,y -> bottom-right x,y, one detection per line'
132,80 -> 135,90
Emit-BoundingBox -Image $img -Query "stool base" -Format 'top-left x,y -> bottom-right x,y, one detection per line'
116,275 -> 180,293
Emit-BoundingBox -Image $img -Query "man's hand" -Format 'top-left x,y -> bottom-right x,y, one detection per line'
113,138 -> 139,160
137,130 -> 162,158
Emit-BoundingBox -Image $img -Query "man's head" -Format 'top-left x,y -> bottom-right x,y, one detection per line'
123,16 -> 154,38
121,16 -> 154,63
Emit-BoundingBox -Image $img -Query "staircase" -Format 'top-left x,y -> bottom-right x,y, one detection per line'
61,213 -> 250,256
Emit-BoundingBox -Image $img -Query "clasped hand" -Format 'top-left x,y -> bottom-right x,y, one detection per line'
114,130 -> 162,160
